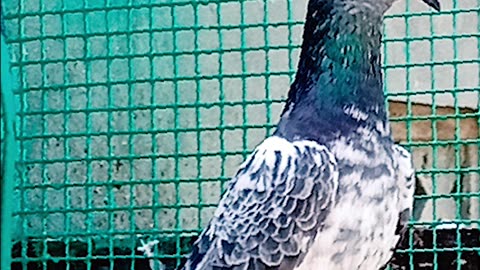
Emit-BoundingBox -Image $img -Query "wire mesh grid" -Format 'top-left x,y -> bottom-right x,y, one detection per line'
1,0 -> 479,269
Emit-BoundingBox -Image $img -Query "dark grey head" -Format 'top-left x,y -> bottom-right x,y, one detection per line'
397,0 -> 441,11
421,0 -> 441,11
351,0 -> 441,13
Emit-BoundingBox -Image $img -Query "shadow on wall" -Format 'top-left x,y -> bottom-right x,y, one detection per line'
390,101 -> 479,224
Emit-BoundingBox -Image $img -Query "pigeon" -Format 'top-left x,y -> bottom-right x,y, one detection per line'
181,0 -> 440,269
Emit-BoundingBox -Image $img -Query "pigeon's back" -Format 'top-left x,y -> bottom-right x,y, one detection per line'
181,127 -> 415,270
291,131 -> 415,269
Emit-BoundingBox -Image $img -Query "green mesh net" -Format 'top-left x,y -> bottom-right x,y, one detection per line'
1,0 -> 479,269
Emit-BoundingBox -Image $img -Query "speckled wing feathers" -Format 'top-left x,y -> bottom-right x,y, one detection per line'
182,136 -> 338,270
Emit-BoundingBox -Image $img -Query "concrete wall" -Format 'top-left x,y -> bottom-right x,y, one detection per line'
2,0 -> 478,240
390,101 -> 479,224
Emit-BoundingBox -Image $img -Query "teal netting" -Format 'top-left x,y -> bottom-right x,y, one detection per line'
1,0 -> 479,269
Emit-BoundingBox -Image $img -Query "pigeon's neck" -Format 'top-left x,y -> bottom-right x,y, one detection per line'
277,0 -> 391,141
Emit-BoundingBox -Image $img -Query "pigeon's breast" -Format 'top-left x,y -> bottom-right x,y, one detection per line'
295,137 -> 402,270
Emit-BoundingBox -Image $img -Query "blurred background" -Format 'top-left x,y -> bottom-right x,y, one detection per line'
1,0 -> 479,269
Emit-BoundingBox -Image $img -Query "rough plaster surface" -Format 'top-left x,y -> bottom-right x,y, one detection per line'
1,0 -> 478,240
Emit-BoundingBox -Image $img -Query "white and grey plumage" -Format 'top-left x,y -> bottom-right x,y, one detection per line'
181,0 -> 440,269
187,137 -> 339,269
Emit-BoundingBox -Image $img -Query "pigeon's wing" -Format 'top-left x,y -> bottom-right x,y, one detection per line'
393,145 -> 416,240
182,136 -> 338,270
380,145 -> 416,270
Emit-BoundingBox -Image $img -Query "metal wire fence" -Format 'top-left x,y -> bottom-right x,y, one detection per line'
1,0 -> 479,269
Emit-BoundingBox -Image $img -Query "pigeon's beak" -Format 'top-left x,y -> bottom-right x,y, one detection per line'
421,0 -> 441,11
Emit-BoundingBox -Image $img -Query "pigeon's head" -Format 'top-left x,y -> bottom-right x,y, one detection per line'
390,0 -> 441,11
419,0 -> 441,11
361,0 -> 441,12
